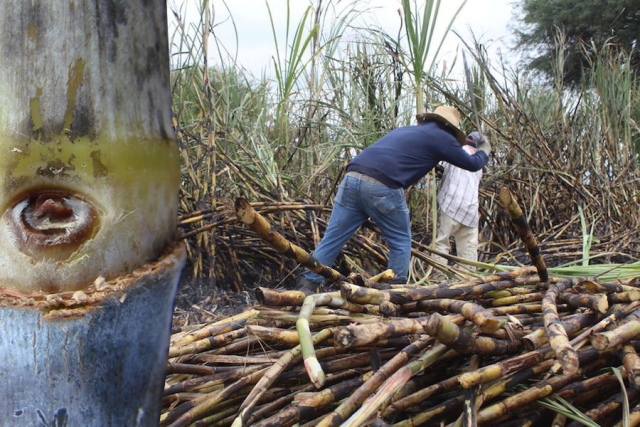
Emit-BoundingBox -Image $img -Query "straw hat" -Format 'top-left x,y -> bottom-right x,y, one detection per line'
416,105 -> 466,145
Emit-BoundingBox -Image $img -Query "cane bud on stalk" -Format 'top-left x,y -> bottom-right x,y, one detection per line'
0,1 -> 180,293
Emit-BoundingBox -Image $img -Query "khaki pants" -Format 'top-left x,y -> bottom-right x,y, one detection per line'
432,210 -> 478,269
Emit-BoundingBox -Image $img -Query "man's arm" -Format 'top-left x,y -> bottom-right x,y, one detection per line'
440,133 -> 490,172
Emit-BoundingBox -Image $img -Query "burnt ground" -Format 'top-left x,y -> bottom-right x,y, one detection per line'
170,268 -> 293,329
172,278 -> 253,329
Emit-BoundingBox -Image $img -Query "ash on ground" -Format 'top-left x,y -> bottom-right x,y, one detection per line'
171,272 -> 292,329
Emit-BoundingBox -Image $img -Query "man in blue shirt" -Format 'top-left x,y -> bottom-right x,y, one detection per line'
296,105 -> 491,294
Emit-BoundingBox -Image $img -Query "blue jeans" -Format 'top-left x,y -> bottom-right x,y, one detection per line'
304,174 -> 411,283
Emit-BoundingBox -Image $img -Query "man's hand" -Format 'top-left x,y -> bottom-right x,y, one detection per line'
478,134 -> 491,157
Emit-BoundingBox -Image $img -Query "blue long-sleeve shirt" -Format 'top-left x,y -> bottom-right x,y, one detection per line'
346,121 -> 488,189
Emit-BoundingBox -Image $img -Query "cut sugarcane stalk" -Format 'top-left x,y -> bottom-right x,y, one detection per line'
0,0 -> 184,425
0,243 -> 185,425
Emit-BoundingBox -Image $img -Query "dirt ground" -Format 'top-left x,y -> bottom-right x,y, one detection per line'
171,271 -> 274,329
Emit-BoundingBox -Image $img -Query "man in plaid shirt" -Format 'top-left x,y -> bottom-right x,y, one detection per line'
432,132 -> 487,271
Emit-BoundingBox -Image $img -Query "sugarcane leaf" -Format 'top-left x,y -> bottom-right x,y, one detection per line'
537,394 -> 601,427
612,367 -> 630,427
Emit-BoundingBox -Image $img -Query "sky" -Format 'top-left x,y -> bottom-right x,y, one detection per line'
169,0 -> 518,79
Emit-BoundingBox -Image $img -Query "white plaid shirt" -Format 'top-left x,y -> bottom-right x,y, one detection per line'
437,145 -> 483,227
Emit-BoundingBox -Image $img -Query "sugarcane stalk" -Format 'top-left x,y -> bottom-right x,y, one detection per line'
476,354 -> 611,424
522,312 -> 599,350
194,353 -> 281,366
165,363 -> 221,376
498,186 -> 549,282
316,335 -> 433,427
613,402 -> 640,427
490,303 -> 544,315
164,365 -> 266,395
453,354 -> 482,427
0,1 -> 185,425
457,346 -> 553,389
0,2 -> 179,292
341,277 -> 533,306
485,287 -> 537,298
562,289 -> 609,313
476,368 -> 584,424
256,287 -> 309,306
591,319 -> 640,351
472,357 -> 557,410
579,386 -> 640,426
313,348 -> 397,373
163,366 -> 268,427
342,344 -> 451,427
251,374 -> 367,427
235,197 -> 345,282
490,292 -> 545,306
190,405 -> 240,427
246,324 -> 302,346
609,290 -> 640,304
169,328 -> 249,358
296,296 -> 331,389
581,279 -> 639,294
171,310 -> 257,347
382,373 -> 462,418
231,327 -> 336,427
305,290 -> 370,313
393,393 -> 466,427
415,299 -> 502,333
423,312 -> 522,355
3,244 -> 185,426
249,371 -> 365,427
555,367 -> 623,402
334,318 -> 427,349
246,389 -> 307,426
255,308 -> 379,326
551,413 -> 567,427
568,301 -> 640,347
543,278 -> 583,374
622,344 -> 640,388
340,282 -> 393,304
371,269 -> 397,283
176,394 -> 255,426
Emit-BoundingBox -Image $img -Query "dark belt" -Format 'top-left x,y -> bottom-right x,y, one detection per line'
345,171 -> 387,186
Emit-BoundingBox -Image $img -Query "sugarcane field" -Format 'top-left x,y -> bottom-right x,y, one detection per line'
161,1 -> 640,427
4,0 -> 640,426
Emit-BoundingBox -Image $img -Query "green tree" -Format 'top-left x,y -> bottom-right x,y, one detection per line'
514,0 -> 640,86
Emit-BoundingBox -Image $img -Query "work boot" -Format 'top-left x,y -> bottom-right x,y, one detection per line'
294,276 -> 321,295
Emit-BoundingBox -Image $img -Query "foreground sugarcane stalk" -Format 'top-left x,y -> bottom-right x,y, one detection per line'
498,186 -> 549,282
251,374 -> 368,427
342,343 -> 451,427
0,1 -> 184,425
590,312 -> 640,351
622,344 -> 640,387
543,278 -> 583,374
316,336 -> 433,427
3,244 -> 185,425
296,295 -> 331,388
230,327 -> 336,427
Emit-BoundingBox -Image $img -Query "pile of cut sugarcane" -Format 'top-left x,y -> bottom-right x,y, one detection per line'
162,269 -> 640,427
161,191 -> 640,426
